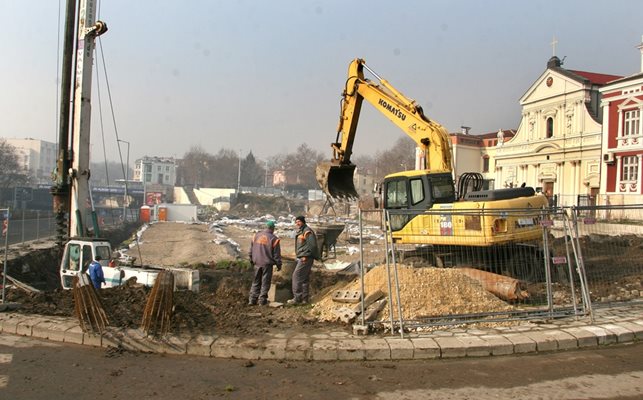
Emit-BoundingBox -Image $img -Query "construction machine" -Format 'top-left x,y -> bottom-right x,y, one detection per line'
317,59 -> 549,279
53,0 -> 198,291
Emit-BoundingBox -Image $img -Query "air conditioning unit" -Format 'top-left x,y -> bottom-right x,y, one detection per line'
603,153 -> 615,164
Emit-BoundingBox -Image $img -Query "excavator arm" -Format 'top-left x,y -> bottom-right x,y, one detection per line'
317,58 -> 453,198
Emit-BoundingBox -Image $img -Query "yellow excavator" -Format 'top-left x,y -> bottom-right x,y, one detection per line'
316,59 -> 549,279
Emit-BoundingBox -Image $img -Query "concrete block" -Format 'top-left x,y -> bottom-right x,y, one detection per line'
101,330 -> 124,349
154,336 -> 189,355
83,333 -> 102,347
31,319 -> 68,340
311,339 -> 338,361
581,326 -> 617,345
504,333 -> 536,354
285,338 -> 312,361
337,339 -> 365,361
186,335 -> 217,357
561,327 -> 598,348
210,337 -> 240,358
545,330 -> 578,350
268,283 -> 291,303
362,338 -> 390,360
0,315 -> 28,334
118,328 -> 157,353
479,335 -> 514,356
433,336 -> 466,358
522,331 -> 558,352
599,323 -> 635,343
412,338 -> 441,359
260,338 -> 288,360
385,337 -> 414,360
458,336 -> 492,357
64,326 -> 85,345
232,337 -> 269,360
616,321 -> 643,340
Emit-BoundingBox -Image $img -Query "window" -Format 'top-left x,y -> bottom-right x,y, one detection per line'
621,156 -> 638,181
623,109 -> 640,137
165,166 -> 170,172
482,156 -> 490,173
409,178 -> 424,205
385,179 -> 407,208
546,117 -> 554,138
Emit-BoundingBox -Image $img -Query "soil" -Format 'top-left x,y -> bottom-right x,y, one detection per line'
3,210 -> 642,337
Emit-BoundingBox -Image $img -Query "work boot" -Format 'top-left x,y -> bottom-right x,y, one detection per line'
248,300 -> 257,306
286,298 -> 298,305
258,300 -> 268,306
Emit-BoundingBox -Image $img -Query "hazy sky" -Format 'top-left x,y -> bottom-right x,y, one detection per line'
1,0 -> 642,167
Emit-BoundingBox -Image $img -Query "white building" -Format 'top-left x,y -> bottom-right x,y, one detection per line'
494,56 -> 621,206
4,138 -> 57,185
133,156 -> 177,186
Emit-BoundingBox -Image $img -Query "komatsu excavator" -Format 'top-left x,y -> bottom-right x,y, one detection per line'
316,59 -> 549,278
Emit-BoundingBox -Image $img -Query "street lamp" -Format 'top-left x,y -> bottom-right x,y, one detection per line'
117,139 -> 130,223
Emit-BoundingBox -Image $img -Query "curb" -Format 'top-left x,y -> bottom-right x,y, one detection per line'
0,303 -> 641,360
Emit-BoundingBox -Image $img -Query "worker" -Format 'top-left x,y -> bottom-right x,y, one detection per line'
248,220 -> 282,306
88,255 -> 106,289
288,216 -> 320,305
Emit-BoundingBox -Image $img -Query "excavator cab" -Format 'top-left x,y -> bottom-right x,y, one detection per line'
316,162 -> 358,199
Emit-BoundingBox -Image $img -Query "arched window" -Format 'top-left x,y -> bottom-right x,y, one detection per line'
546,117 -> 554,138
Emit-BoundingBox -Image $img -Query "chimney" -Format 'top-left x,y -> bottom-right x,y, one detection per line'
461,126 -> 471,135
638,35 -> 643,73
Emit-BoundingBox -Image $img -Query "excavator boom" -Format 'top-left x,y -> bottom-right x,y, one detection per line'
318,58 -> 452,199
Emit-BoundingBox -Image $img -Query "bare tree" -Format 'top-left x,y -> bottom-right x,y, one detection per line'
0,139 -> 30,188
373,136 -> 415,181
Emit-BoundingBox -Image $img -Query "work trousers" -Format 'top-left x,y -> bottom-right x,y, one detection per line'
249,264 -> 273,304
291,257 -> 314,303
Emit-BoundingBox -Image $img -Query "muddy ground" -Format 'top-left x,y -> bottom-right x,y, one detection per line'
2,202 -> 642,337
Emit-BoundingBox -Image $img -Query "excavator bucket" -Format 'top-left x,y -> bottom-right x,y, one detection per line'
316,162 -> 358,199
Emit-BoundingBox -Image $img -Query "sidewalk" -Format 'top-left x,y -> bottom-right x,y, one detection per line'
0,303 -> 641,360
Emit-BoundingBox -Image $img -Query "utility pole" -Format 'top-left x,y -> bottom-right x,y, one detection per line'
118,139 -> 130,223
237,149 -> 242,193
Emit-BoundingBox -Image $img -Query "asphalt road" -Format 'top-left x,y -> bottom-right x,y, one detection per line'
0,333 -> 641,399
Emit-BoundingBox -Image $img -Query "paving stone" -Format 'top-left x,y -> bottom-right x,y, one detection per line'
615,321 -> 643,340
581,326 -> 617,345
433,337 -> 466,358
311,339 -> 338,361
385,338 -> 414,360
544,330 -> 578,350
186,335 -> 216,357
411,338 -> 441,359
561,327 -> 599,348
210,337 -> 240,358
0,315 -> 28,334
32,319 -> 68,340
479,335 -> 514,356
459,336 -> 492,357
362,338 -> 390,360
337,339 -> 365,361
598,323 -> 635,343
522,331 -> 558,352
260,338 -> 288,360
504,333 -> 536,353
230,338 -> 269,360
63,326 -> 84,345
83,333 -> 102,347
285,338 -> 312,361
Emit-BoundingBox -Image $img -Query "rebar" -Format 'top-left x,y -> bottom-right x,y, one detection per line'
72,274 -> 109,333
141,270 -> 174,336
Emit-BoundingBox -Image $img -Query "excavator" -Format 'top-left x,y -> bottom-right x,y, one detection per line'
316,59 -> 549,279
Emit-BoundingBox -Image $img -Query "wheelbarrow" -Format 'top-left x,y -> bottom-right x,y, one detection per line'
310,223 -> 345,260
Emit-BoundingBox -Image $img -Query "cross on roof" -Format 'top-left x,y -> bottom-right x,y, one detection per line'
551,35 -> 558,56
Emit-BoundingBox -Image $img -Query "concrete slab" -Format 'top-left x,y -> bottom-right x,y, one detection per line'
362,338 -> 391,360
285,338 -> 312,361
186,335 -> 217,357
459,336 -> 492,357
385,338 -> 414,360
581,326 -> 617,345
522,331 -> 559,352
479,335 -> 513,356
260,338 -> 288,360
63,326 -> 85,345
433,337 -> 466,358
561,327 -> 599,348
0,314 -> 29,334
543,330 -> 578,350
83,333 -> 102,347
210,337 -> 240,358
616,321 -> 643,340
118,328 -> 158,353
337,339 -> 365,361
598,323 -> 635,343
504,333 -> 536,354
311,339 -> 338,361
411,338 -> 441,359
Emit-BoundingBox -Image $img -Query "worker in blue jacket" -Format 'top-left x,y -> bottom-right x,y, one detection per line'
88,255 -> 106,289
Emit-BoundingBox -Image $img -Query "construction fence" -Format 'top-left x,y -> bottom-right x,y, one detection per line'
352,205 -> 643,335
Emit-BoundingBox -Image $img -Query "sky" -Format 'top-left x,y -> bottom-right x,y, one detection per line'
1,0 -> 642,167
